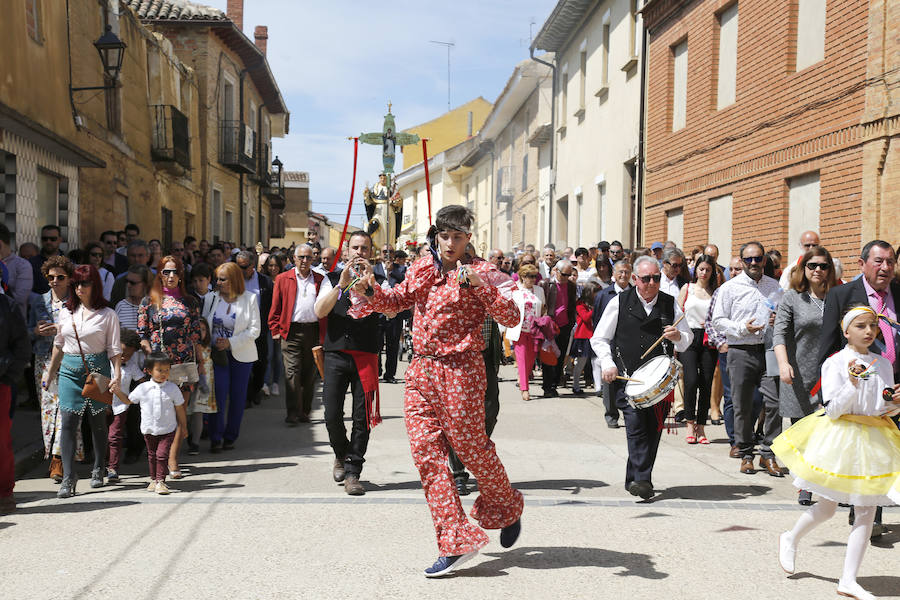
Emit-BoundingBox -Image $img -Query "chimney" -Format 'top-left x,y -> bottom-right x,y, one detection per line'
254,26 -> 268,55
227,0 -> 243,32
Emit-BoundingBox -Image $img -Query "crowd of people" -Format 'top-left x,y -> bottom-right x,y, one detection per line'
0,213 -> 898,588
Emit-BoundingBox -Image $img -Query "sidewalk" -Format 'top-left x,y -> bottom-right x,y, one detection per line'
10,396 -> 42,478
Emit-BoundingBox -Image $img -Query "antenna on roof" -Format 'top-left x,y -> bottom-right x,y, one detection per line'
429,40 -> 454,112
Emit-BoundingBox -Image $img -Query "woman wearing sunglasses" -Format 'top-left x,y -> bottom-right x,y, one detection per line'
28,255 -> 80,483
773,246 -> 838,504
84,241 -> 115,301
137,256 -> 202,477
42,264 -> 122,497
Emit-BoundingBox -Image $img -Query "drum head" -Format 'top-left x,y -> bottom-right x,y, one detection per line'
625,356 -> 672,396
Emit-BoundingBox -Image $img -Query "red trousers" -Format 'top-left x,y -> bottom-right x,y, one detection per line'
405,351 -> 523,556
0,384 -> 14,498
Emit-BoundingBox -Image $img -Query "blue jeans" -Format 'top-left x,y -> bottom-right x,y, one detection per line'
265,330 -> 283,386
211,352 -> 253,443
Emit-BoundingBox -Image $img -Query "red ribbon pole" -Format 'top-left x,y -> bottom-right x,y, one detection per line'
331,137 -> 359,273
422,138 -> 433,226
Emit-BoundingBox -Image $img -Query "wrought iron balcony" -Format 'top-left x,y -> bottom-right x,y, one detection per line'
150,105 -> 190,170
219,120 -> 256,174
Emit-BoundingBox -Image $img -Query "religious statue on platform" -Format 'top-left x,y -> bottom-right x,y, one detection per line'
359,103 -> 420,247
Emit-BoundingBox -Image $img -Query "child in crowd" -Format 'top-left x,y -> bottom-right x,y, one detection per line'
774,305 -> 900,600
186,319 -> 216,455
116,351 -> 187,495
570,283 -> 598,394
107,328 -> 146,482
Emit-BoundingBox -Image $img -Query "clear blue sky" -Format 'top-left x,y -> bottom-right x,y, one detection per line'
204,1 -> 556,233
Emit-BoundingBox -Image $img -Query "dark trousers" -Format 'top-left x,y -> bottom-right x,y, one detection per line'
542,324 -> 572,392
448,350 -> 499,480
282,322 -> 319,419
0,384 -> 13,498
211,353 -> 253,443
378,317 -> 403,379
248,334 -> 269,403
107,412 -> 127,472
757,375 -> 782,457
61,409 -> 107,478
323,351 -> 370,476
681,329 -> 718,425
144,431 -> 176,481
727,345 -> 778,458
615,382 -> 662,487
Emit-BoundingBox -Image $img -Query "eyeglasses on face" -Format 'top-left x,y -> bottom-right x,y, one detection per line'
742,256 -> 764,264
802,243 -> 818,249
237,263 -> 253,270
665,260 -> 683,268
42,236 -> 58,242
47,275 -> 67,282
296,255 -> 313,261
161,269 -> 178,276
74,281 -> 92,288
89,252 -> 104,258
636,274 -> 662,283
805,262 -> 830,271
216,277 -> 229,282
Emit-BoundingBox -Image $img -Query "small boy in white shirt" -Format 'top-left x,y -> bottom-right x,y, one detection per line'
116,351 -> 187,494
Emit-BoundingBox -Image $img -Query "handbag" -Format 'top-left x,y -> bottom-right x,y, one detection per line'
152,302 -> 200,384
210,346 -> 229,367
72,318 -> 114,405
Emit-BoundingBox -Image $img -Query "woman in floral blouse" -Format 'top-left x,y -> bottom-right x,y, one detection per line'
138,255 -> 202,478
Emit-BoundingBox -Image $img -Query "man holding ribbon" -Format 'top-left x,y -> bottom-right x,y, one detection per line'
348,205 -> 523,578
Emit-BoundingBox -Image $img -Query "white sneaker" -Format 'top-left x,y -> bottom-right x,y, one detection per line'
837,580 -> 875,600
262,384 -> 271,396
155,481 -> 171,495
778,531 -> 796,574
147,480 -> 158,492
271,383 -> 279,395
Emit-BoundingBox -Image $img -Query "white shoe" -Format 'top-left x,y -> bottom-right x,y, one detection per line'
262,384 -> 271,396
155,481 -> 171,495
778,531 -> 796,574
837,580 -> 875,600
147,480 -> 158,492
271,383 -> 279,395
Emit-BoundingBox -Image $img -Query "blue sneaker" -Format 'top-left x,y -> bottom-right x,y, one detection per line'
500,518 -> 521,548
423,550 -> 478,578
106,469 -> 120,483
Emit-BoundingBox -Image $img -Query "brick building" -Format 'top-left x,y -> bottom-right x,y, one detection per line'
641,0 -> 897,272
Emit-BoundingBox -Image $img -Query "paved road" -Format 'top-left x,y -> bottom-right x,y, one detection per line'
3,363 -> 899,599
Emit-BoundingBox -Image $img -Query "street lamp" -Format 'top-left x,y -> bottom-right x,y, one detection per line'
71,25 -> 127,92
271,155 -> 283,188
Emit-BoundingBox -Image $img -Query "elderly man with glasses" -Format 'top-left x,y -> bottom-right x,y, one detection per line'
711,241 -> 784,475
778,230 -> 821,289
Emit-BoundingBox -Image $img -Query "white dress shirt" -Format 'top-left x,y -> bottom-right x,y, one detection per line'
660,272 -> 680,298
292,269 -> 319,323
590,292 -> 693,372
711,271 -> 783,345
128,379 -> 184,435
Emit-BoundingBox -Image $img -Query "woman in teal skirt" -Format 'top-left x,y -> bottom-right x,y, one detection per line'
43,265 -> 122,498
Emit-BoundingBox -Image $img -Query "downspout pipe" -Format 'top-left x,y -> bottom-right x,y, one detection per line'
257,103 -> 264,245
239,70 -> 245,245
635,19 -> 649,247
529,46 -> 556,246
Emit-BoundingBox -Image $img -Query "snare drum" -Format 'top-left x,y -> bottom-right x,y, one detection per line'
624,356 -> 683,410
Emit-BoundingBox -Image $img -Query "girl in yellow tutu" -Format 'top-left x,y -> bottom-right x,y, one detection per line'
774,305 -> 900,600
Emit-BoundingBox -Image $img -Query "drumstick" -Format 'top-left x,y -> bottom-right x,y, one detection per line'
639,314 -> 686,360
615,376 -> 644,383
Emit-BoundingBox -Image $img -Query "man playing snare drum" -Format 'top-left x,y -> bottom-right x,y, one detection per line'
590,256 -> 693,500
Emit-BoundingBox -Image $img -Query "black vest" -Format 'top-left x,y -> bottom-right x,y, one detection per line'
613,287 -> 675,375
323,270 -> 386,353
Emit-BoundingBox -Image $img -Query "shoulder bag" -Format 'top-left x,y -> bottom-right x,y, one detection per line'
72,317 -> 113,405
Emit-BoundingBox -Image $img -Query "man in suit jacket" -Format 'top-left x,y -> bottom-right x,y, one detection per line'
817,240 -> 898,538
101,230 -> 129,275
592,261 -> 632,427
236,250 -> 274,406
268,244 -> 325,424
373,245 -> 406,383
540,259 -> 577,397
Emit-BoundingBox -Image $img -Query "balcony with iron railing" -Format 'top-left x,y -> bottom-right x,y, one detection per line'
219,120 -> 256,174
151,105 -> 190,170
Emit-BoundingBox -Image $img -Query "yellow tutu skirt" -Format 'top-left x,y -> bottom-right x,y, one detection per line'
772,409 -> 900,506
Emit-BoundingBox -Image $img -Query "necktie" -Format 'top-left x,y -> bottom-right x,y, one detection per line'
876,290 -> 896,365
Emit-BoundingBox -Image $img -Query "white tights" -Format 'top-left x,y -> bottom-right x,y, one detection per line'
789,499 -> 876,588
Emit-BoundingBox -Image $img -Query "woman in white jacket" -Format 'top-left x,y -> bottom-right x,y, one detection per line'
505,263 -> 546,402
202,262 -> 260,452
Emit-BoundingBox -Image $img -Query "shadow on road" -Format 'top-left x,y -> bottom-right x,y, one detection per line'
513,479 -> 608,494
648,484 -> 771,502
459,546 -> 669,579
14,499 -> 140,514
0,521 -> 16,530
182,461 -> 298,476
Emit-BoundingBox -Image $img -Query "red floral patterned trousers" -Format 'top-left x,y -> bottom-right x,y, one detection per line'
405,351 -> 524,556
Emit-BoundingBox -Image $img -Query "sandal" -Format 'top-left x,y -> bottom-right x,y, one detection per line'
169,469 -> 184,480
697,436 -> 710,444
685,436 -> 698,444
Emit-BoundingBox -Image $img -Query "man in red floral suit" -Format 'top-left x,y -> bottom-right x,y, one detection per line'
350,205 -> 523,577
